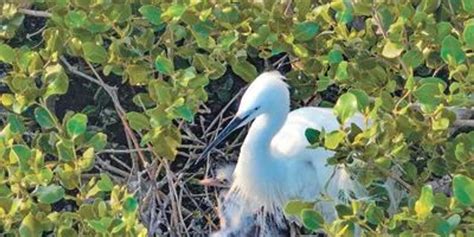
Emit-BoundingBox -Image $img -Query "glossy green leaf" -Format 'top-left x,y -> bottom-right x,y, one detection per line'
402,49 -> 423,68
348,89 -> 369,112
34,106 -> 55,129
382,41 -> 404,58
175,105 -> 193,122
324,130 -> 345,149
334,93 -> 358,124
35,184 -> 65,204
82,42 -> 108,64
97,174 -> 114,192
365,203 -> 384,225
305,128 -> 321,144
453,174 -> 474,206
284,200 -> 314,216
301,209 -> 324,231
85,132 -> 107,151
19,213 -> 43,237
463,22 -> 474,50
139,5 -> 162,25
44,64 -> 69,98
415,185 -> 434,219
230,58 -> 258,82
328,49 -> 343,64
126,112 -> 150,132
56,139 -> 76,161
65,10 -> 88,28
8,114 -> 25,134
441,35 -> 465,64
462,0 -> 474,12
66,113 -> 88,138
10,145 -> 31,172
155,55 -> 174,75
123,196 -> 138,213
335,61 -> 349,81
292,22 -> 319,41
0,43 -> 15,63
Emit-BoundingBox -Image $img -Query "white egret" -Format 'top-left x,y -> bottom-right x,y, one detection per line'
199,71 -> 369,235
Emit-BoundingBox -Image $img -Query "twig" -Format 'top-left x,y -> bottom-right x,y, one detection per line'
18,8 -> 52,18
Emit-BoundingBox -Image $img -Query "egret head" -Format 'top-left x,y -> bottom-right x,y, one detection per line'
199,71 -> 289,160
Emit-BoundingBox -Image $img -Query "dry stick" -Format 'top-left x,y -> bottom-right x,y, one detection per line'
203,87 -> 246,135
97,148 -> 152,155
60,57 -> 164,233
18,8 -> 52,18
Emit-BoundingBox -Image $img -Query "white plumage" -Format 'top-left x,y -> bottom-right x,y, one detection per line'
200,71 -> 370,236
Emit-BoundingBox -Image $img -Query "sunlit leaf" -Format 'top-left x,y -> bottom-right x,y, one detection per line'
415,185 -> 434,219
35,184 -> 65,204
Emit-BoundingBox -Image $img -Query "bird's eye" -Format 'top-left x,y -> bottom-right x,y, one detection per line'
254,106 -> 260,111
222,178 -> 228,183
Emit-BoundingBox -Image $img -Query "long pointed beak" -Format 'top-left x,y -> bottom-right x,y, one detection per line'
196,114 -> 249,163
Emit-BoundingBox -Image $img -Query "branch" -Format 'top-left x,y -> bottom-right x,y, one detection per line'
18,8 -> 52,18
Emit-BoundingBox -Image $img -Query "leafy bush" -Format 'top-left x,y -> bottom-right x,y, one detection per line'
0,0 -> 473,236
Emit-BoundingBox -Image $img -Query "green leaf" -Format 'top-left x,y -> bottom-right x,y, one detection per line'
301,209 -> 324,231
334,93 -> 358,124
415,185 -> 434,219
413,81 -> 444,107
34,106 -> 55,129
328,49 -> 343,64
402,49 -> 423,68
324,130 -> 345,149
123,196 -> 138,213
440,35 -> 465,64
305,128 -> 321,144
365,203 -> 384,225
284,200 -> 314,216
432,118 -> 450,130
154,55 -> 174,75
97,174 -> 114,192
164,4 -> 186,18
230,58 -> 258,82
292,21 -> 319,41
463,22 -> 474,50
462,0 -> 474,13
175,105 -> 194,122
58,227 -> 78,237
382,41 -> 404,58
44,64 -> 69,98
65,10 -> 88,28
56,139 -> 76,161
35,184 -> 65,204
125,64 -> 150,85
82,42 -> 108,64
335,61 -> 349,81
335,204 -> 353,217
219,31 -> 238,49
0,43 -> 15,64
139,5 -> 162,25
85,133 -> 107,151
348,89 -> 369,112
293,44 -> 309,58
66,113 -> 88,138
78,147 -> 95,171
8,114 -> 25,134
19,213 -> 43,237
455,143 -> 468,162
126,112 -> 150,132
10,145 -> 31,172
453,174 -> 474,206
